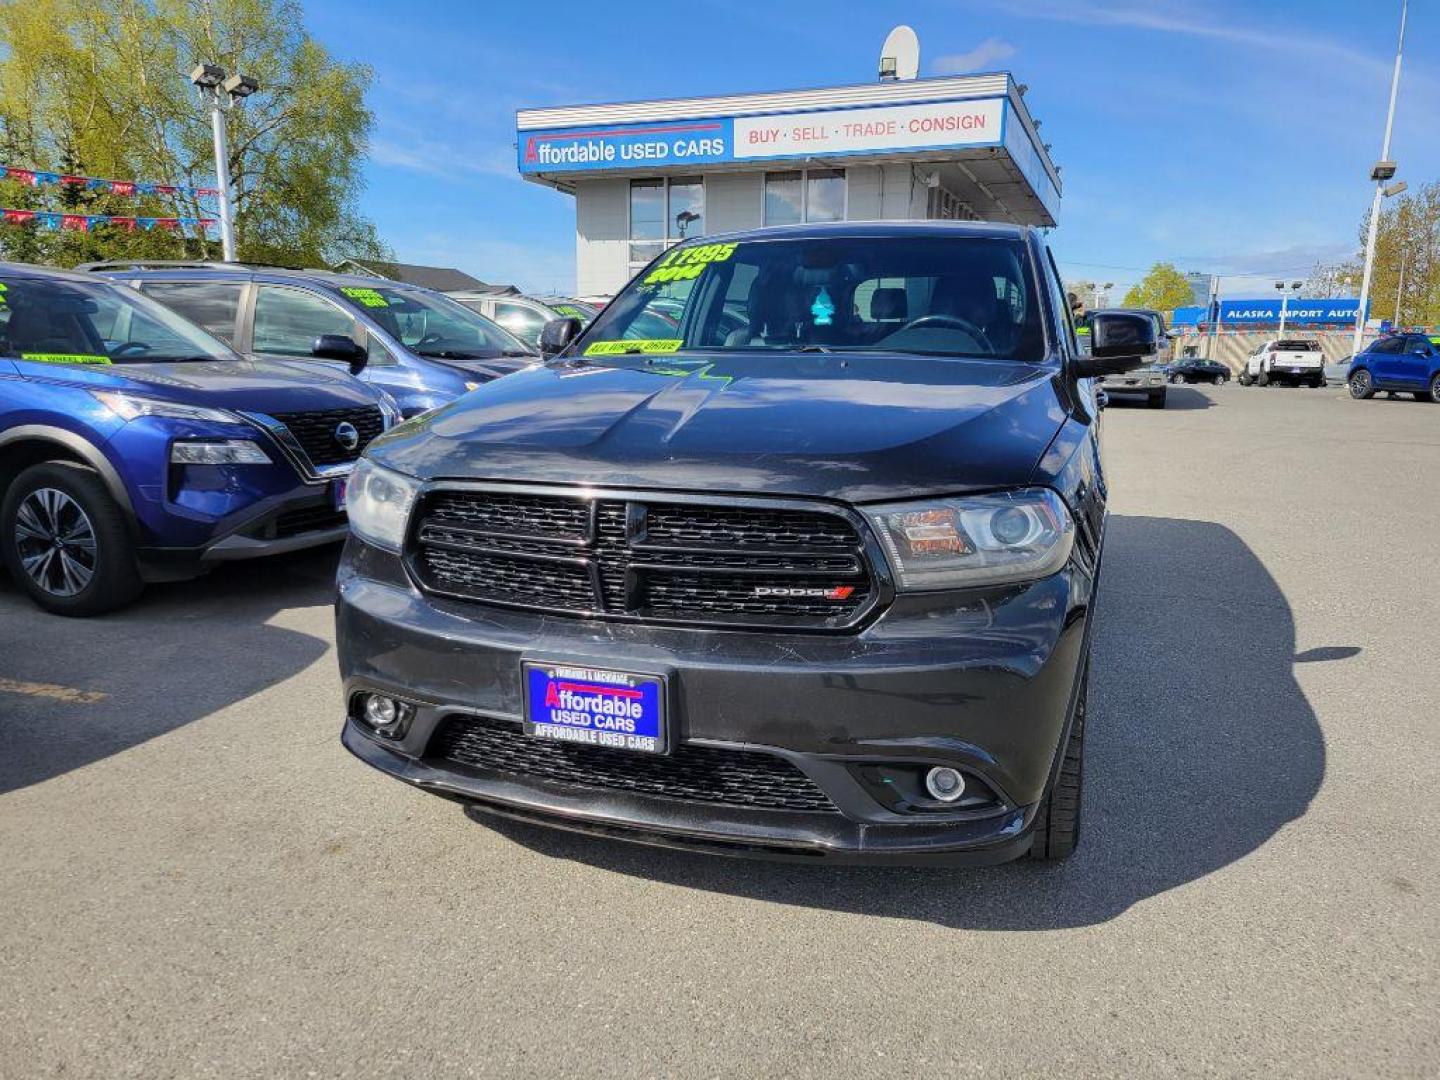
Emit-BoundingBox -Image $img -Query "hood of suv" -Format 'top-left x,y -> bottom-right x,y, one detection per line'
368,352 -> 1067,503
26,356 -> 381,413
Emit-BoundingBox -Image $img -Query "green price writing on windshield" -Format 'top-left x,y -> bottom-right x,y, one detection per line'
340,287 -> 390,308
643,242 -> 738,286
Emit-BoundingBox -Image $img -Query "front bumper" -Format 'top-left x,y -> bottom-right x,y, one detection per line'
336,540 -> 1096,863
136,487 -> 348,581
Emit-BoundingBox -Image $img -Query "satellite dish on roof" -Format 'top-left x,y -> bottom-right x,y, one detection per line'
879,25 -> 920,82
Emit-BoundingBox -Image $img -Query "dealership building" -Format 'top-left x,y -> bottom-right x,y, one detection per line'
516,73 -> 1062,297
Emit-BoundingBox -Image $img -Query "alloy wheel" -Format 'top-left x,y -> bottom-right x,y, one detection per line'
1350,371 -> 1372,399
14,487 -> 98,597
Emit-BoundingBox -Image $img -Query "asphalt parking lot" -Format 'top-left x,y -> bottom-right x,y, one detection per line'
2,382 -> 1437,1078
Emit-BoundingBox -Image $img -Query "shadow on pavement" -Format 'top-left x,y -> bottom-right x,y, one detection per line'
1106,386 -> 1215,411
0,545 -> 336,795
470,515 -> 1329,929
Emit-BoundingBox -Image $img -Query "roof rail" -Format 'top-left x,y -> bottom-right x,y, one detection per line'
75,259 -> 309,272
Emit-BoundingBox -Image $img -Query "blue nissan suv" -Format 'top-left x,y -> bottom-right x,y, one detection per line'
0,262 -> 398,615
1347,332 -> 1440,402
88,263 -> 538,418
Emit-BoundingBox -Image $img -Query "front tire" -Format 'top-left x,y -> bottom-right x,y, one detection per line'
0,461 -> 144,616
1170,373 -> 1184,384
1257,369 -> 1271,387
1028,663 -> 1087,861
1238,372 -> 1253,386
1349,369 -> 1375,399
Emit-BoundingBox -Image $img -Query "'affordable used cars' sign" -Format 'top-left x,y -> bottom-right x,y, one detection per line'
518,98 -> 1007,173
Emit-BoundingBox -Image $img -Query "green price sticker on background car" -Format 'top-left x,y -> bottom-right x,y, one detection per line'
339,287 -> 390,308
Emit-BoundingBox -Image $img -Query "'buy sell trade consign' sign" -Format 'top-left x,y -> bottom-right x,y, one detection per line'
732,99 -> 1005,159
518,98 -> 1007,173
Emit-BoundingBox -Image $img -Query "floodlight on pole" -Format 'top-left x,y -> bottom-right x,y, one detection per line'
1354,0 -> 1408,356
1275,280 -> 1302,335
190,63 -> 258,262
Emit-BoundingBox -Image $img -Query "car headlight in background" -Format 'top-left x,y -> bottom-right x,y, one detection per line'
169,440 -> 271,465
91,391 -> 237,424
346,458 -> 420,552
863,488 -> 1074,590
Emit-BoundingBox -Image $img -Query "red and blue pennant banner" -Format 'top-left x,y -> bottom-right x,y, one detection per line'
2,165 -> 221,199
1,208 -> 216,232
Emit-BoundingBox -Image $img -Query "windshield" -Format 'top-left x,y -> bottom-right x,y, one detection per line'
0,276 -> 238,365
577,235 -> 1045,362
333,285 -> 534,359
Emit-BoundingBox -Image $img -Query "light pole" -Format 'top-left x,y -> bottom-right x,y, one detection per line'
1275,280 -> 1302,336
190,64 -> 258,262
1353,0 -> 1408,355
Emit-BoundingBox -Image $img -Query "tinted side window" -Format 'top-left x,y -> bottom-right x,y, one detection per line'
1369,337 -> 1403,355
1042,249 -> 1074,354
140,282 -> 244,344
252,286 -> 357,356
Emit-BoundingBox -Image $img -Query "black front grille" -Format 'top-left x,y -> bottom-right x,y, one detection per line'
410,489 -> 878,631
272,406 -> 384,467
429,715 -> 838,813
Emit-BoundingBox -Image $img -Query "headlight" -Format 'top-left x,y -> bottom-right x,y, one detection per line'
170,440 -> 271,465
91,391 -> 237,424
346,458 -> 420,552
862,488 -> 1074,591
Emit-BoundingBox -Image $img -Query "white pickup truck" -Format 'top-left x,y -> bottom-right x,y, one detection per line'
1238,338 -> 1326,388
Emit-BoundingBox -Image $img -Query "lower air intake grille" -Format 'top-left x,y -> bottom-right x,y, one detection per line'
428,715 -> 838,813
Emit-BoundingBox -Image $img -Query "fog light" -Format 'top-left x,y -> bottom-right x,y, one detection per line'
363,695 -> 398,728
925,766 -> 966,802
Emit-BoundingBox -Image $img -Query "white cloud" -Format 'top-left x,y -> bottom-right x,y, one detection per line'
369,137 -> 517,181
933,38 -> 1017,75
984,0 -> 1394,77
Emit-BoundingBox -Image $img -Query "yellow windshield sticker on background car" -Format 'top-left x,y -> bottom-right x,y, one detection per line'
584,339 -> 683,356
20,352 -> 112,365
552,304 -> 586,319
643,242 -> 738,285
340,287 -> 390,308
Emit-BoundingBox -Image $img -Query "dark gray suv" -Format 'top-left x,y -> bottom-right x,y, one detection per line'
335,222 -> 1154,864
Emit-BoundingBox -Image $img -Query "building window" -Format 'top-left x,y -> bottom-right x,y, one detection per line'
629,177 -> 705,271
763,169 -> 847,226
927,185 -> 979,221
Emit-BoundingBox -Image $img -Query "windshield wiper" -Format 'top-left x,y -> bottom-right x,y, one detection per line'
416,348 -> 500,360
500,349 -> 536,358
789,344 -> 833,354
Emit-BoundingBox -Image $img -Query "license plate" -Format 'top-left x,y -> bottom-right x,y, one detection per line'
332,477 -> 348,512
523,662 -> 667,754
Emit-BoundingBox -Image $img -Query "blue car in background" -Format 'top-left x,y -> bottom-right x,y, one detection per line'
0,263 -> 399,616
1348,333 -> 1440,402
87,262 -> 538,418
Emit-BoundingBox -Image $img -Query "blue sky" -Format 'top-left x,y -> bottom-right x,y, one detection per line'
305,0 -> 1436,298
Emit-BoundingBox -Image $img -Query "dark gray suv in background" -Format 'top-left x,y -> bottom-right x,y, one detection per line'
335,222 -> 1154,864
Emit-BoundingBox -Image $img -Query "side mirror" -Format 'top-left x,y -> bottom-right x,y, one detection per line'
313,333 -> 368,375
1073,311 -> 1156,377
1095,388 -> 1109,410
539,316 -> 582,358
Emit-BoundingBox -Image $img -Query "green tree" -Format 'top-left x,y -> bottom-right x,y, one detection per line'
0,0 -> 389,267
1121,262 -> 1193,315
1309,180 -> 1440,327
